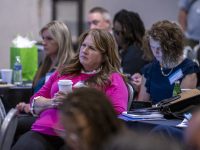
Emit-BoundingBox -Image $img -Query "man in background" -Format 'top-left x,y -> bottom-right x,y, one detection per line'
178,0 -> 200,48
87,7 -> 112,32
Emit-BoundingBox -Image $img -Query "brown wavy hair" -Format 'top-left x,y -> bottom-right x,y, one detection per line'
146,20 -> 185,65
59,29 -> 122,88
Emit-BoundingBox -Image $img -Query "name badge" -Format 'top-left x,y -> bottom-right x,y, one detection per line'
168,69 -> 183,85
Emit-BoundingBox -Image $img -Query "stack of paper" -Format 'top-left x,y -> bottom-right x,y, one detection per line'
121,110 -> 164,121
176,113 -> 192,128
176,118 -> 188,128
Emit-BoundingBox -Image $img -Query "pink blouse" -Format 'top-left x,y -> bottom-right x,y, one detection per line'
31,71 -> 128,136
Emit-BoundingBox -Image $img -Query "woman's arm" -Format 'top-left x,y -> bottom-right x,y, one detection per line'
137,75 -> 150,102
105,73 -> 128,115
29,71 -> 60,115
31,91 -> 68,116
31,96 -> 54,115
181,73 -> 197,89
30,71 -> 59,103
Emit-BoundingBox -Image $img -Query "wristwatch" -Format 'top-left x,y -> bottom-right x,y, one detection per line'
30,96 -> 41,116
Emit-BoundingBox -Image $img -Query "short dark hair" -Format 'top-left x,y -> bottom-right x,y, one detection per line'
89,7 -> 111,21
113,9 -> 145,47
89,6 -> 108,14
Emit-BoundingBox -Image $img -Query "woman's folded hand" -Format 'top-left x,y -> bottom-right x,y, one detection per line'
16,102 -> 30,113
52,91 -> 67,106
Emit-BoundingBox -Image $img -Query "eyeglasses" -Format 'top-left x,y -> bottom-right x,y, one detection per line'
42,35 -> 53,41
88,20 -> 100,26
112,28 -> 123,36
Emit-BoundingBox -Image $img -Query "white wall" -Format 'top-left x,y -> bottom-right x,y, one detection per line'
84,0 -> 179,29
0,0 -> 179,68
0,0 -> 51,69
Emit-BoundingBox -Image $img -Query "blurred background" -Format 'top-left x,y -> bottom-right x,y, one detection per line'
0,0 -> 178,68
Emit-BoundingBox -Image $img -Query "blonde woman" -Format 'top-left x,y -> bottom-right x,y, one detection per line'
14,21 -> 74,142
17,20 -> 74,113
33,20 -> 74,93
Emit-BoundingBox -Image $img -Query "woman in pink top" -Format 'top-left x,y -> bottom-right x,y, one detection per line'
12,29 -> 128,150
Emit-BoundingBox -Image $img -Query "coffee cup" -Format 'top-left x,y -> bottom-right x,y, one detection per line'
58,80 -> 73,93
1,69 -> 13,84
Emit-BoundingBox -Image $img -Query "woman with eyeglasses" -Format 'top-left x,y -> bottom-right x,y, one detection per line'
138,20 -> 200,104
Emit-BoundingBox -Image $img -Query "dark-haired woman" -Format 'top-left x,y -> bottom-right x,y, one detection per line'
113,9 -> 152,76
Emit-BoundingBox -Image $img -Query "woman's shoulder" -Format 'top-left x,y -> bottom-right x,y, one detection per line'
48,70 -> 61,80
180,58 -> 199,70
178,58 -> 200,74
108,72 -> 125,82
106,72 -> 127,91
109,72 -> 123,78
180,58 -> 198,66
109,72 -> 122,79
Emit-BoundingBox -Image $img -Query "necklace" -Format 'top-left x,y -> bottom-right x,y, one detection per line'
160,65 -> 173,77
81,66 -> 102,74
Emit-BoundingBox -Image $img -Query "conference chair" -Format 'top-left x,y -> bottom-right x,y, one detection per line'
126,82 -> 135,111
0,108 -> 18,150
0,97 -> 6,124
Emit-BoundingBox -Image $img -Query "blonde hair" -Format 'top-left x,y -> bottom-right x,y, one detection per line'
33,21 -> 74,87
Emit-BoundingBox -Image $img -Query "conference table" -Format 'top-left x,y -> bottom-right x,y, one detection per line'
119,114 -> 184,132
0,84 -> 33,112
119,114 -> 185,142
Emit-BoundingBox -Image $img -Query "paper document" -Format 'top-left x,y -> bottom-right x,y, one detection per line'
122,111 -> 164,119
176,118 -> 188,128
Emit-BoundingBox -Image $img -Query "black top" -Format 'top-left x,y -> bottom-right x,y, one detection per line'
33,68 -> 55,93
121,44 -> 149,75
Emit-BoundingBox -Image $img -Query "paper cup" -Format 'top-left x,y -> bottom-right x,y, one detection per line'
58,80 -> 73,93
1,69 -> 13,84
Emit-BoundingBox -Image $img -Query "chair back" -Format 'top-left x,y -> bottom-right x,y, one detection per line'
0,108 -> 18,150
0,97 -> 6,124
193,44 -> 200,66
126,82 -> 135,111
183,46 -> 194,60
183,45 -> 200,66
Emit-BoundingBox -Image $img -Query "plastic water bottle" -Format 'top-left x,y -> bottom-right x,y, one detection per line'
13,56 -> 22,85
173,80 -> 181,96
